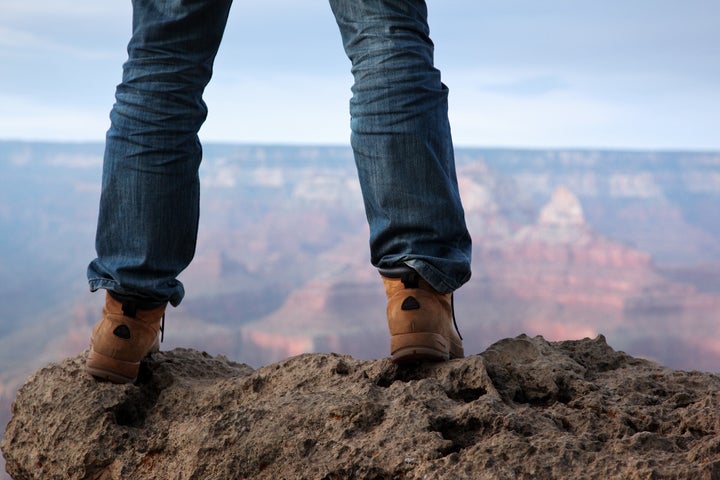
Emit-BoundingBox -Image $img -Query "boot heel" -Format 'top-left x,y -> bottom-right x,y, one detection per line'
86,348 -> 139,384
391,332 -> 449,363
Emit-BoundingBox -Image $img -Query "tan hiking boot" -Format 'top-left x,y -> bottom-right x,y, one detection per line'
86,292 -> 166,384
382,271 -> 464,363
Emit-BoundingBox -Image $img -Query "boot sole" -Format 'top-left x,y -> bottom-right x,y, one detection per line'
86,348 -> 139,384
86,342 -> 159,384
391,332 -> 464,363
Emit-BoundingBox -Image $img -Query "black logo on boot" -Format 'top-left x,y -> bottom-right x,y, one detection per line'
113,325 -> 131,339
401,296 -> 420,311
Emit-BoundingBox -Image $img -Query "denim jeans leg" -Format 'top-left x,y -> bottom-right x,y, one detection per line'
87,0 -> 233,306
329,0 -> 472,293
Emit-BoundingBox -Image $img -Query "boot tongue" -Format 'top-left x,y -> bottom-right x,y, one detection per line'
400,271 -> 421,289
121,302 -> 137,318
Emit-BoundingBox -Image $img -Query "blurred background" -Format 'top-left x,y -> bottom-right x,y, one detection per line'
1,2 -> 719,476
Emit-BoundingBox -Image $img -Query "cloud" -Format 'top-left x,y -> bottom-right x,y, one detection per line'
0,0 -> 123,17
200,72 -> 352,144
479,75 -> 568,97
444,67 -> 720,150
432,0 -> 720,68
0,95 -> 110,141
0,26 -> 117,60
0,0 -> 718,150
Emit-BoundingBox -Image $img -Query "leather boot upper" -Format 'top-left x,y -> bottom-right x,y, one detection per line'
382,271 -> 463,359
90,292 -> 166,363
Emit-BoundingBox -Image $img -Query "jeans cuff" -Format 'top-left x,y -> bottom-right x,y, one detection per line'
377,264 -> 416,278
107,290 -> 168,310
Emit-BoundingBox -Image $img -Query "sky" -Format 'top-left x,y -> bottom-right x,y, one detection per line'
1,0 -> 718,150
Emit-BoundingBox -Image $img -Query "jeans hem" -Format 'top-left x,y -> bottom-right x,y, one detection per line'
88,278 -> 183,307
394,259 -> 470,294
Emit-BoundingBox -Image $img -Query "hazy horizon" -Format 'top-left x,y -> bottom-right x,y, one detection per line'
3,139 -> 720,155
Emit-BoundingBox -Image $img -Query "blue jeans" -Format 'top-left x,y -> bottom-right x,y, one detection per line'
87,0 -> 472,306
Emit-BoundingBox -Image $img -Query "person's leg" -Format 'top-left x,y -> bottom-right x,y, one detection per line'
329,0 -> 471,294
329,0 -> 472,362
86,0 -> 232,383
87,0 -> 233,307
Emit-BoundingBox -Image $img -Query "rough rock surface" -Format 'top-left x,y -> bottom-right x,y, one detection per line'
3,335 -> 720,480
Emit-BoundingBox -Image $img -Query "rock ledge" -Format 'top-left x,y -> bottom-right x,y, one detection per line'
3,335 -> 720,479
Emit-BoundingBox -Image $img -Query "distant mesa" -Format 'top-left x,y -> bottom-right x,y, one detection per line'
538,186 -> 585,227
457,176 -> 499,214
514,186 -> 592,245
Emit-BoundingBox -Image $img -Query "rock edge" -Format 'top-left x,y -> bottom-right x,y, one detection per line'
3,335 -> 720,479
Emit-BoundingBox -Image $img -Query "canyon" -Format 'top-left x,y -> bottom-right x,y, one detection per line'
1,142 -> 719,476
